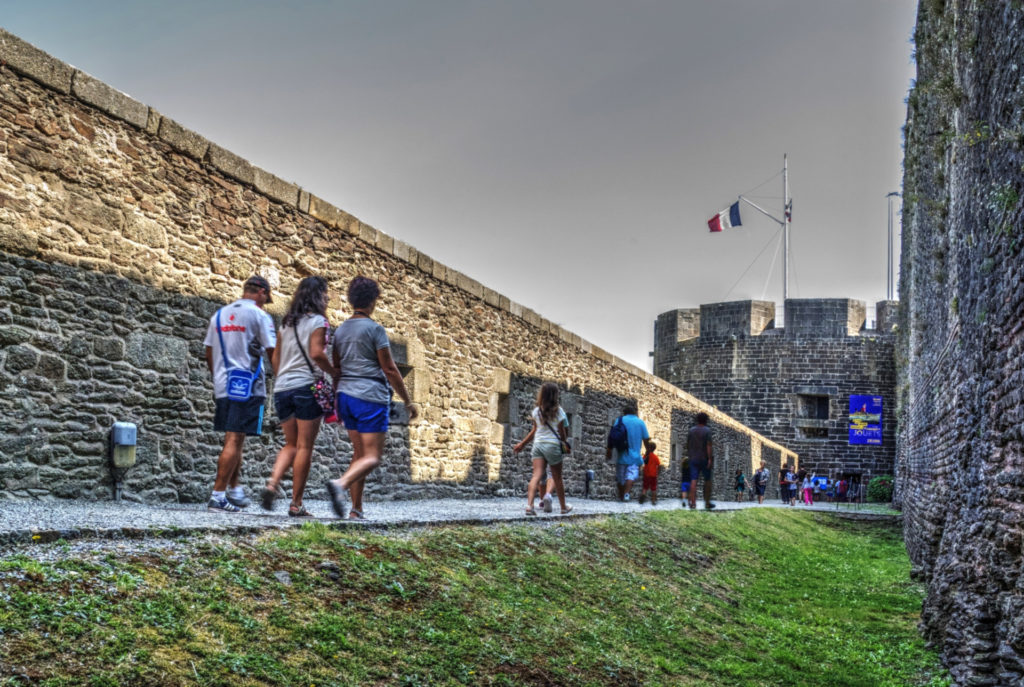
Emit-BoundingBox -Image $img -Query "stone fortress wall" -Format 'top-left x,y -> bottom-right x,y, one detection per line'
896,2 -> 1024,684
0,29 -> 796,505
653,298 -> 897,491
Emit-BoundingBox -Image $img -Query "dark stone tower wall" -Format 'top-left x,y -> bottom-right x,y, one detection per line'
896,2 -> 1024,683
654,298 -> 896,481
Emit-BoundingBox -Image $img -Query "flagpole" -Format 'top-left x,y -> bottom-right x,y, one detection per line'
783,153 -> 789,302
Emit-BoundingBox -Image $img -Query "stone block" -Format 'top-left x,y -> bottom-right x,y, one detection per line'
482,287 -> 500,308
298,189 -> 311,213
145,109 -> 162,135
357,222 -> 378,246
0,325 -> 31,346
207,143 -> 256,186
392,239 -> 411,262
417,252 -> 434,275
0,29 -> 74,93
4,344 -> 38,372
253,167 -> 299,207
308,195 -> 357,235
70,71 -> 149,129
93,337 -> 125,361
125,333 -> 188,374
457,274 -> 484,300
157,117 -> 209,160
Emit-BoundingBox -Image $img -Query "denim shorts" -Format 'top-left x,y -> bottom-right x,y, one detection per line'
689,460 -> 712,482
274,387 -> 323,422
336,392 -> 389,433
531,441 -> 563,466
213,396 -> 265,436
616,463 -> 640,484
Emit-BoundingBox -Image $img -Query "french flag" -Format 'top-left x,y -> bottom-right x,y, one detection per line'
707,202 -> 742,232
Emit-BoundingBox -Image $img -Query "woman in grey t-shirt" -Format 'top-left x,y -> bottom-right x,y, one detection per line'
325,276 -> 418,519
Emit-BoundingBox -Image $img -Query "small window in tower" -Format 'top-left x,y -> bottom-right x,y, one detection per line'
796,394 -> 830,420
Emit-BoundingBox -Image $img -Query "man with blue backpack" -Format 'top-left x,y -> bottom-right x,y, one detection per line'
203,275 -> 277,513
605,402 -> 653,502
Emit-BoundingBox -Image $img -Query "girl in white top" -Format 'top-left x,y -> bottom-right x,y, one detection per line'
802,473 -> 814,506
513,382 -> 572,515
262,276 -> 338,517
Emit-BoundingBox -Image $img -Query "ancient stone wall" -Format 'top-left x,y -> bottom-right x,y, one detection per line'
897,2 -> 1024,683
0,29 -> 795,504
654,299 -> 896,484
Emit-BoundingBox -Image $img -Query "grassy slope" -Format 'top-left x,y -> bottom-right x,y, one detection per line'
0,509 -> 948,687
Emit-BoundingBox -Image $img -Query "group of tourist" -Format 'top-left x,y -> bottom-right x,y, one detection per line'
204,275 -> 729,520
203,274 -> 416,519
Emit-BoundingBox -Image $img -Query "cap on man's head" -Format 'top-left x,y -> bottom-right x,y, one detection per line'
243,275 -> 273,303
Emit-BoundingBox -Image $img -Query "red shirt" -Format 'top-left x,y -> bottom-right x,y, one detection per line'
643,453 -> 660,478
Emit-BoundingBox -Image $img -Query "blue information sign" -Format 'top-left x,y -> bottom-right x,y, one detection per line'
849,395 -> 883,445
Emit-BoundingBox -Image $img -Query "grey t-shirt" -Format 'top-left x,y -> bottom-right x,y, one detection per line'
332,316 -> 391,405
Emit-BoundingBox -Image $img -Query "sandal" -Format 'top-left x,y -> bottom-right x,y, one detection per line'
525,507 -> 537,516
261,484 -> 281,511
288,504 -> 314,518
561,505 -> 574,515
348,509 -> 365,520
325,480 -> 347,519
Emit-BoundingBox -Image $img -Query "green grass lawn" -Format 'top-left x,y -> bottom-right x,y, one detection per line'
0,509 -> 948,686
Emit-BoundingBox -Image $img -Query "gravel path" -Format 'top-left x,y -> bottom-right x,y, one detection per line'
0,493 -> 895,554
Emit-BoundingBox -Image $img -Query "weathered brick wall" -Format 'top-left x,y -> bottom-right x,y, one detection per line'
898,2 -> 1024,684
654,299 -> 896,483
0,29 -> 795,504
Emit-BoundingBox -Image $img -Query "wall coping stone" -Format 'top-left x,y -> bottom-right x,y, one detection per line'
0,28 -> 74,93
70,71 -> 149,129
0,26 -> 795,461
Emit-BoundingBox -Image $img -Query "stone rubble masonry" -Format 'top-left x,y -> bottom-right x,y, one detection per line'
0,28 -> 796,504
654,299 -> 896,483
897,3 -> 1024,685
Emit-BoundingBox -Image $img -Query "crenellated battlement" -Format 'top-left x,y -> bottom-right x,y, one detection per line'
656,298 -> 899,345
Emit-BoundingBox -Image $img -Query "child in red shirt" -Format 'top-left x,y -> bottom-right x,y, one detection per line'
639,442 -> 661,505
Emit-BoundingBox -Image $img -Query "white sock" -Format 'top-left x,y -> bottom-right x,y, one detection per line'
228,486 -> 245,498
212,490 -> 226,500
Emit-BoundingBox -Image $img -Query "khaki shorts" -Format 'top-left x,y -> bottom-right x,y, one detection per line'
531,441 -> 564,466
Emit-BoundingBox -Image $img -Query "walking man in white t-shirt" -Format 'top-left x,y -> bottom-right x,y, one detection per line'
202,276 -> 277,513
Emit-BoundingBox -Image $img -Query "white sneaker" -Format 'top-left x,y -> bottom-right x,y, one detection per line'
623,493 -> 631,502
542,494 -> 553,513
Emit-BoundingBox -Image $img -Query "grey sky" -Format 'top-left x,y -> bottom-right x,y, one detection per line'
3,1 -> 917,368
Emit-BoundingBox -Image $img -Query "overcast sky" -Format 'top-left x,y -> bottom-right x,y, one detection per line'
4,1 -> 917,369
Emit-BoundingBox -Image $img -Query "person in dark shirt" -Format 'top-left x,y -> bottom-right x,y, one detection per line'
686,412 -> 714,510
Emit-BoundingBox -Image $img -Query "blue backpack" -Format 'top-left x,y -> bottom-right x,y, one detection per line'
607,417 -> 629,452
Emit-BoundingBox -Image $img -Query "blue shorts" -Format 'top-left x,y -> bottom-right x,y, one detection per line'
680,481 -> 691,493
616,463 -> 640,485
274,387 -> 323,422
336,392 -> 389,434
213,396 -> 265,436
689,460 -> 712,482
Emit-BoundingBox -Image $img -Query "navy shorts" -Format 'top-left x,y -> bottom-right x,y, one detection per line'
756,484 -> 766,496
336,392 -> 389,433
274,387 -> 323,422
213,396 -> 265,436
689,460 -> 712,482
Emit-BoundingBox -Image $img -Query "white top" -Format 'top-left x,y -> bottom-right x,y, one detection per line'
532,407 -> 568,446
275,314 -> 330,392
802,476 -> 813,489
203,298 -> 277,398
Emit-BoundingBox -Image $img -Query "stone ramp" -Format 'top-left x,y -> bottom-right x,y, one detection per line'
0,497 -> 897,547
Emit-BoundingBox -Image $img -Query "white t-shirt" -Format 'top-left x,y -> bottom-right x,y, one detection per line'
203,298 -> 277,398
275,314 -> 330,392
532,407 -> 568,446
